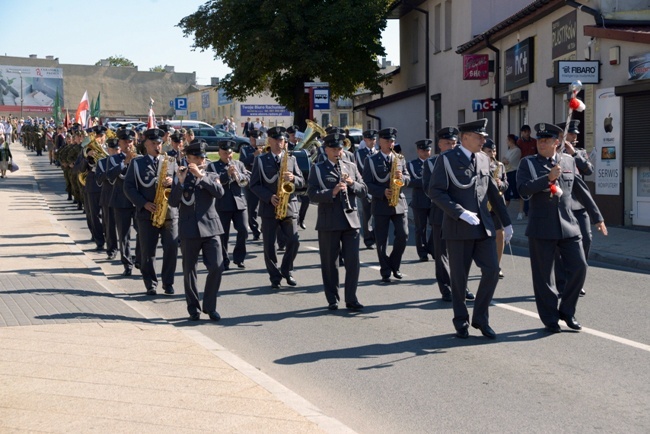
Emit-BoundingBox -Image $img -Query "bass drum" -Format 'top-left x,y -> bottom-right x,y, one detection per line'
292,149 -> 310,191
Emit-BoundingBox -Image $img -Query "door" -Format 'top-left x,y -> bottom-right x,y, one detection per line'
632,167 -> 650,226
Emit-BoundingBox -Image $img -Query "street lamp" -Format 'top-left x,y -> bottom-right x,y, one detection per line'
19,71 -> 23,119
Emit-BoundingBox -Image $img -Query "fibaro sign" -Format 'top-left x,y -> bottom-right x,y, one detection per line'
472,98 -> 501,112
557,60 -> 600,84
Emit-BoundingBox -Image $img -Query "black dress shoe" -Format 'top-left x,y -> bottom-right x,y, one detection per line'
559,313 -> 582,330
253,234 -> 260,241
203,310 -> 221,321
223,263 -> 230,271
328,303 -> 338,311
455,327 -> 470,339
284,274 -> 297,286
339,258 -> 345,267
498,270 -> 504,279
298,220 -> 306,230
107,252 -> 117,260
271,282 -> 281,290
472,322 -> 497,339
189,312 -> 201,321
146,288 -> 157,296
366,243 -> 375,250
95,245 -> 105,252
277,245 -> 285,251
122,268 -> 132,277
164,286 -> 174,295
465,290 -> 475,300
346,301 -> 364,311
134,262 -> 141,270
392,270 -> 403,279
234,262 -> 246,269
381,276 -> 391,283
419,256 -> 429,262
545,323 -> 562,333
441,292 -> 452,302
579,288 -> 586,296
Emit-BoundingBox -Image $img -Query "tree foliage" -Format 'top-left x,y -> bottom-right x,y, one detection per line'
149,65 -> 166,72
95,55 -> 135,67
179,0 -> 391,127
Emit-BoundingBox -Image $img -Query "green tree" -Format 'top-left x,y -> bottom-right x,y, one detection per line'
179,0 -> 390,128
95,55 -> 135,67
149,65 -> 166,72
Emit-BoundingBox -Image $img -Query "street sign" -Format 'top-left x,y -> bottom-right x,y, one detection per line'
313,88 -> 330,110
304,82 -> 329,88
174,97 -> 187,111
169,100 -> 174,107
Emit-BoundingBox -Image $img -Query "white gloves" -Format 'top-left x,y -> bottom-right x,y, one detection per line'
460,210 -> 480,225
504,225 -> 514,243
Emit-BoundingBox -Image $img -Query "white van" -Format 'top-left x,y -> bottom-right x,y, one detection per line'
165,120 -> 213,130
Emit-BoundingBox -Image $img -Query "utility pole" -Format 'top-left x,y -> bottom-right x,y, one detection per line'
19,71 -> 23,119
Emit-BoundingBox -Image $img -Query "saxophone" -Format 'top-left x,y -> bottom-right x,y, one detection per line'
275,150 -> 295,220
388,150 -> 405,207
151,156 -> 173,228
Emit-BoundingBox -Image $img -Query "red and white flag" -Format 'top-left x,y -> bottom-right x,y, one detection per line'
74,91 -> 90,127
147,98 -> 157,129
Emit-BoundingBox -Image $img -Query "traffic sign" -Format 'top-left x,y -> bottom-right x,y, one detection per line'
304,82 -> 329,88
169,100 -> 174,107
174,97 -> 187,111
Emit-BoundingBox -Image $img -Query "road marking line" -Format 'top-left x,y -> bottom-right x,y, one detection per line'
494,302 -> 650,353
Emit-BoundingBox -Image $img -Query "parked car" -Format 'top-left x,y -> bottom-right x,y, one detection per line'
166,120 -> 213,130
189,127 -> 250,152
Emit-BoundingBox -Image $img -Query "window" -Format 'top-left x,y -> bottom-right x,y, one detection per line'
458,109 -> 465,125
339,113 -> 349,128
434,4 -> 441,53
321,113 -> 330,127
444,1 -> 452,51
411,17 -> 419,64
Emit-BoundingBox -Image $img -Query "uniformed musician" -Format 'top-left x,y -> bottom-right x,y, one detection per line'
95,138 -> 119,260
355,129 -> 377,249
307,132 -> 367,311
238,129 -> 262,240
481,138 -> 508,277
168,140 -> 225,321
123,128 -> 178,296
408,139 -> 433,262
361,128 -> 410,283
429,119 -> 513,339
77,125 -> 107,251
249,126 -> 305,289
517,122 -> 607,333
207,140 -> 250,270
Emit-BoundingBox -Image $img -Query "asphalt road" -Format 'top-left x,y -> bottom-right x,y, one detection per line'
32,156 -> 650,433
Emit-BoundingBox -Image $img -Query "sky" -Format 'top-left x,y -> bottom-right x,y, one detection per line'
1,0 -> 400,86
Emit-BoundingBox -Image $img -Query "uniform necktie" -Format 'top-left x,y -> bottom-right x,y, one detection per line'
152,157 -> 158,172
548,157 -> 555,167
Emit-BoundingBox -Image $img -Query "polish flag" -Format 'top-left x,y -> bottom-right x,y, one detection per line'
147,98 -> 157,129
75,91 -> 90,127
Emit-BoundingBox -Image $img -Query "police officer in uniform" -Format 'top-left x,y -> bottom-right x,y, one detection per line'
408,139 -> 433,261
517,122 -> 607,333
207,140 -> 250,270
355,129 -> 377,249
124,128 -> 179,295
362,128 -> 410,283
308,132 -> 367,311
169,140 -> 225,321
106,128 -> 139,276
239,129 -> 262,240
429,119 -> 513,339
249,126 -> 305,289
95,138 -> 119,260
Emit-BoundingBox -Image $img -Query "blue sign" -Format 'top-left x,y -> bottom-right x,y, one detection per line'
313,88 -> 330,110
175,97 -> 188,111
190,111 -> 198,120
218,88 -> 232,106
240,104 -> 292,117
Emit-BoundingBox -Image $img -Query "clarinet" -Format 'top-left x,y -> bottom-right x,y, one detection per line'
337,157 -> 354,214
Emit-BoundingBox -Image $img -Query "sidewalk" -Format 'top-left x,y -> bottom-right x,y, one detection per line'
0,144 -> 350,433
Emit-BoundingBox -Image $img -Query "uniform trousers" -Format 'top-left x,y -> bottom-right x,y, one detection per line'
446,237 -> 499,330
298,195 -> 310,223
373,213 -> 408,278
244,188 -> 261,238
357,197 -> 375,247
318,228 -> 360,305
85,190 -> 104,247
218,209 -> 248,266
113,207 -> 139,270
261,216 -> 299,284
137,218 -> 178,291
554,209 -> 591,293
432,223 -> 452,297
528,236 -> 587,327
411,206 -> 432,258
102,203 -> 118,255
181,236 -> 223,315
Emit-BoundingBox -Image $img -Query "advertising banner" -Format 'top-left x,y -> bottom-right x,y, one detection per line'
594,88 -> 622,195
552,10 -> 577,59
463,54 -> 489,80
0,65 -> 64,113
240,104 -> 292,117
557,60 -> 600,84
628,53 -> 650,81
201,91 -> 210,108
505,37 -> 535,91
218,88 -> 232,106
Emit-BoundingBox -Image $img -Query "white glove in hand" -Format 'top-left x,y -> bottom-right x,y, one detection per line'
460,210 -> 480,226
504,224 -> 514,243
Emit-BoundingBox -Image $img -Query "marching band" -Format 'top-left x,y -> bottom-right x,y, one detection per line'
50,115 -> 605,335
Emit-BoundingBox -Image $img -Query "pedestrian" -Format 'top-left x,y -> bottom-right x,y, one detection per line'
429,119 -> 513,339
307,131 -> 367,311
0,136 -> 13,178
517,122 -> 607,333
501,133 -> 521,207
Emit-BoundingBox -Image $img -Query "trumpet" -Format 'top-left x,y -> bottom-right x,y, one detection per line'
228,159 -> 248,187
